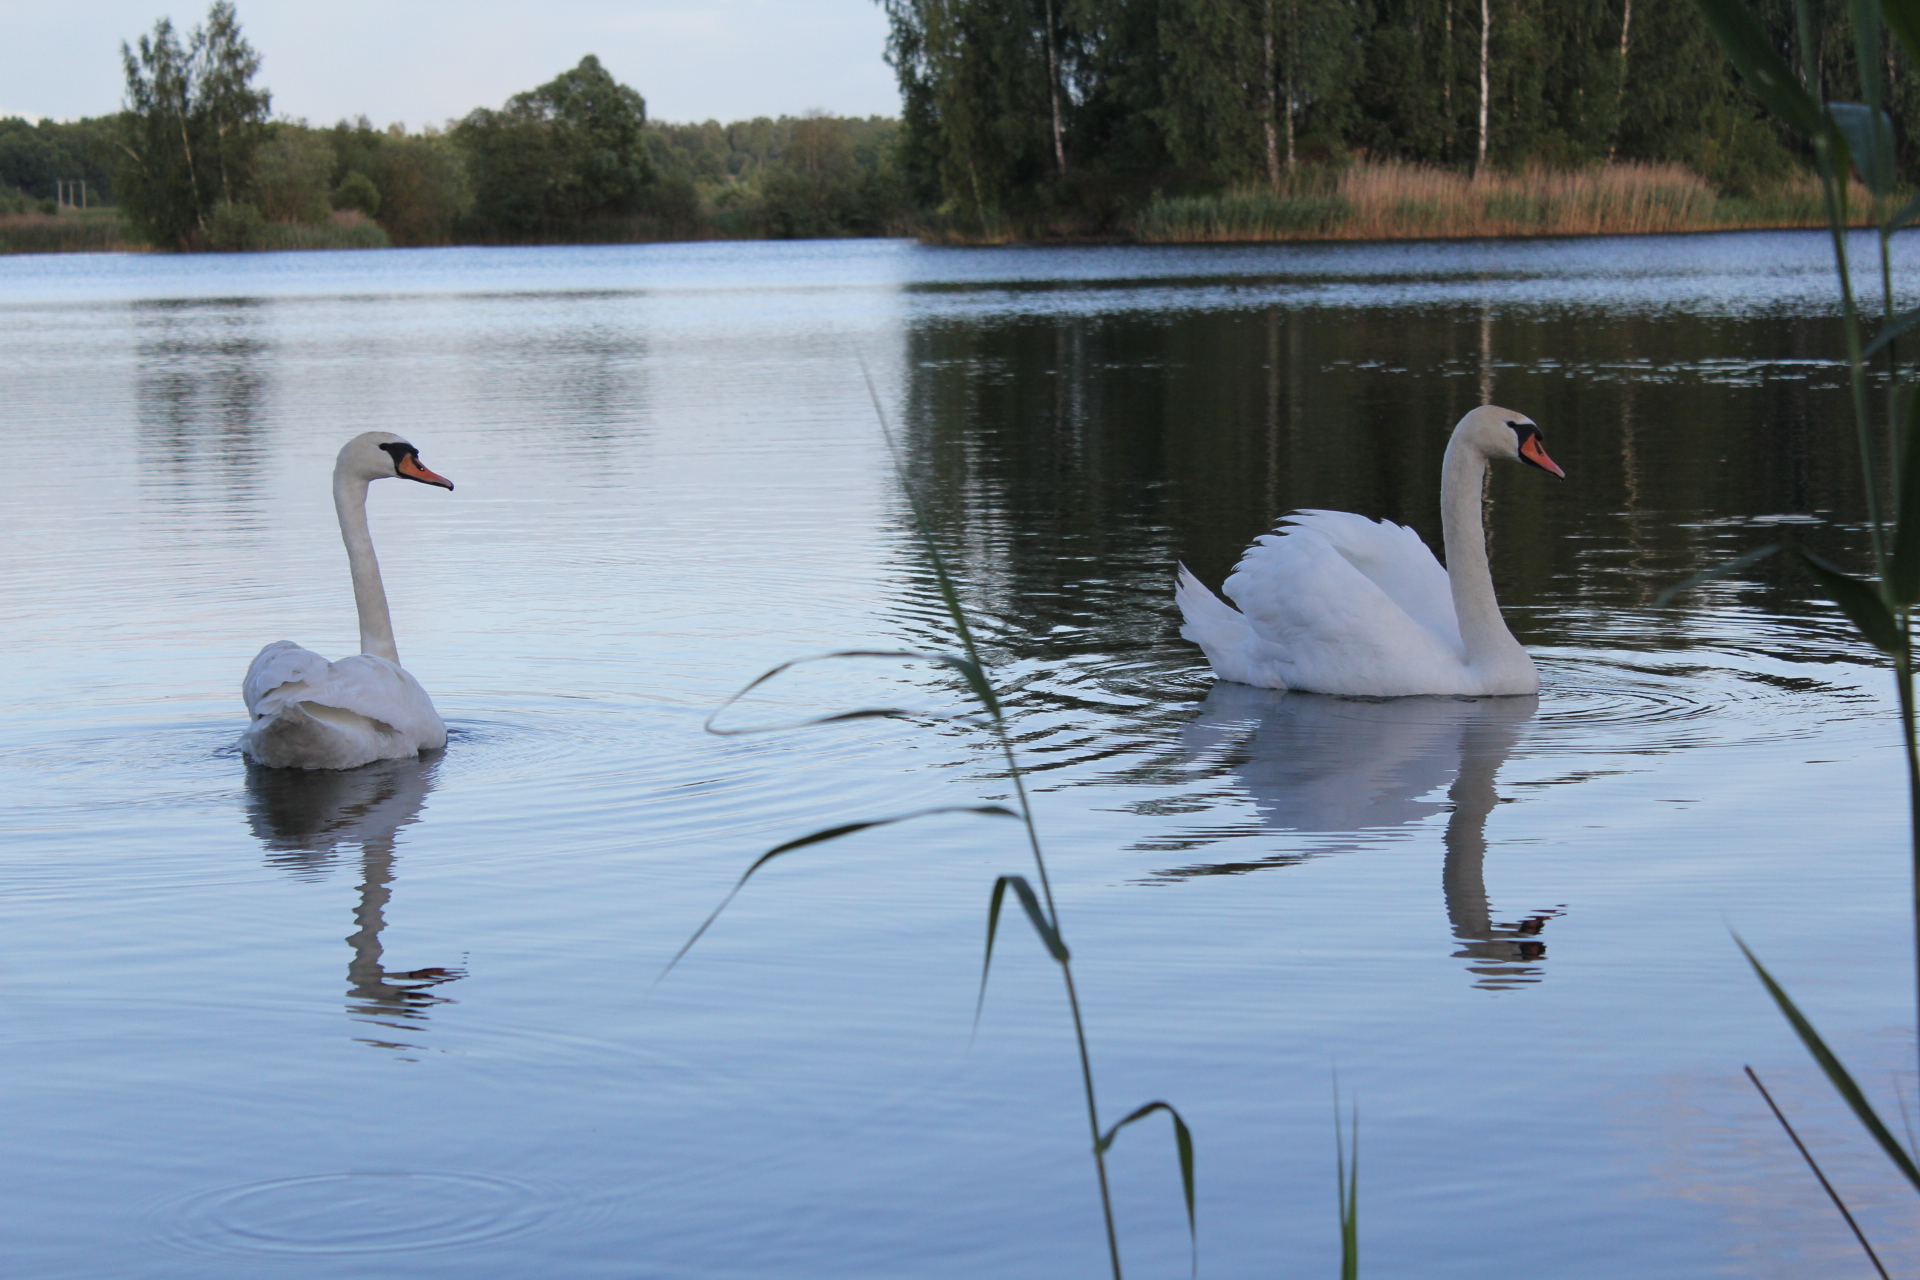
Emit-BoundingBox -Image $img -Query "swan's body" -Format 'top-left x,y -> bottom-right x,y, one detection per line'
241,433 -> 454,770
1177,405 -> 1562,697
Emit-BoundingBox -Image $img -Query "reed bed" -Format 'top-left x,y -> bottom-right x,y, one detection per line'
0,211 -> 143,254
0,209 -> 393,255
1128,161 -> 1862,243
248,217 -> 391,251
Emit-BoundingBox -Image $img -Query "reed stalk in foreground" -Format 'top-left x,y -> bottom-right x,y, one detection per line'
657,364 -> 1195,1280
1334,1082 -> 1358,1280
1667,0 -> 1920,1263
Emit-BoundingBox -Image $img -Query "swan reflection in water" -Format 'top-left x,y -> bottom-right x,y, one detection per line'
1167,682 -> 1562,990
244,754 -> 463,1044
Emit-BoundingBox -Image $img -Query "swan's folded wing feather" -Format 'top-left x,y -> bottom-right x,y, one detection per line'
243,643 -> 445,750
1283,510 -> 1460,652
1224,526 -> 1465,695
243,641 -> 332,717
301,654 -> 447,748
1176,564 -> 1293,689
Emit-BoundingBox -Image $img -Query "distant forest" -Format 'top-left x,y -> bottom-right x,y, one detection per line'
0,4 -> 907,250
883,0 -> 1894,231
0,0 -> 1893,248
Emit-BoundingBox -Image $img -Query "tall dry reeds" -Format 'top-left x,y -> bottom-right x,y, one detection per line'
0,210 -> 144,254
1128,161 -> 1862,243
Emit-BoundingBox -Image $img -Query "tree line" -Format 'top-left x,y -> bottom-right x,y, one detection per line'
0,2 -> 908,247
3,0 -> 1898,245
883,0 -> 1913,230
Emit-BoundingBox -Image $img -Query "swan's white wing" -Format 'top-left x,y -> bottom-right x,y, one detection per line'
242,642 -> 446,768
1222,525 -> 1471,696
1282,510 -> 1460,652
243,641 -> 333,718
1177,565 -> 1295,689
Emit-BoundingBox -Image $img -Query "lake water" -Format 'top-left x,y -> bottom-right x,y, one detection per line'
4,234 -> 1917,1279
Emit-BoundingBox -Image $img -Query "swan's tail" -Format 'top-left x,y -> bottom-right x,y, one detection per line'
1176,564 -> 1285,689
241,699 -> 407,771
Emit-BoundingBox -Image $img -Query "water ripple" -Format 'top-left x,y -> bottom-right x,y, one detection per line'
157,1170 -> 556,1257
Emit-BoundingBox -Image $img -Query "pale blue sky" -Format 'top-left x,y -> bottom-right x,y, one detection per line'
3,0 -> 902,126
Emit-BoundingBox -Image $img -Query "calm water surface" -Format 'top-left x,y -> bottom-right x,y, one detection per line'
4,235 -> 1917,1278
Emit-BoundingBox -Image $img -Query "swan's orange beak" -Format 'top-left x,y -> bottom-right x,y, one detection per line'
1519,434 -> 1564,478
398,453 -> 454,491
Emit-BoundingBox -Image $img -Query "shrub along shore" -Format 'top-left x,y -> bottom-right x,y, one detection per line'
0,159 -> 1863,255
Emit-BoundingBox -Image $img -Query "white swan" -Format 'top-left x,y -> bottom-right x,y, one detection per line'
1176,405 -> 1562,696
240,432 -> 454,770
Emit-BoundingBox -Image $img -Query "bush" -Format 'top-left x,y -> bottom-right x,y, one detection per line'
331,169 -> 379,216
254,127 -> 334,223
251,211 -> 390,250
205,199 -> 264,250
367,134 -> 470,245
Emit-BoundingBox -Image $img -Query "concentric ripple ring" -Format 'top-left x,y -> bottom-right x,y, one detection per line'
160,1170 -> 551,1256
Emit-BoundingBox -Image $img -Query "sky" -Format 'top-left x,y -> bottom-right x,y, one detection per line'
3,0 -> 902,126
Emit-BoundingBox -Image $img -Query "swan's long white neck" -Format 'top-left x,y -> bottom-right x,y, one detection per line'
1439,434 -> 1525,667
333,465 -> 400,664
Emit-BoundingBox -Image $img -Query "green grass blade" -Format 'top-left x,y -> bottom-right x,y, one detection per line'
1887,188 -> 1920,234
976,875 -> 1071,1026
857,358 -> 993,685
1094,1100 -> 1198,1275
1890,386 -> 1920,604
1848,0 -> 1886,111
1791,547 -> 1906,653
1653,543 -> 1783,605
1861,306 -> 1920,361
654,805 -> 1018,986
1689,0 -> 1829,136
1829,104 -> 1896,196
1744,1066 -> 1891,1279
1004,874 -> 1070,962
975,876 -> 1013,1033
703,648 -> 992,735
1737,935 -> 1920,1191
1334,1085 -> 1358,1280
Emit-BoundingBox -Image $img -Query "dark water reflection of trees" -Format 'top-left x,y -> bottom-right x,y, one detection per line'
897,303 -> 1863,657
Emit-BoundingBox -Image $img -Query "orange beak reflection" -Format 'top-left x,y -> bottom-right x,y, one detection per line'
398,453 -> 455,491
1520,434 -> 1564,478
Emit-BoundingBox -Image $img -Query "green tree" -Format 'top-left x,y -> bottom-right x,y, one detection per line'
1156,0 -> 1358,184
758,115 -> 869,236
330,169 -> 380,216
323,118 -> 474,245
0,116 -> 119,205
454,54 -> 656,236
885,0 -> 1060,224
253,124 -> 332,222
370,132 -> 473,245
115,1 -> 269,249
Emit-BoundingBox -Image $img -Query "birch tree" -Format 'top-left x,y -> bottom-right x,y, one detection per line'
116,2 -> 269,249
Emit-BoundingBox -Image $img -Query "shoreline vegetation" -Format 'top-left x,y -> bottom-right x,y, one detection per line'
1124,162 -> 1866,243
1,0 -> 1895,257
0,159 -> 1870,256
